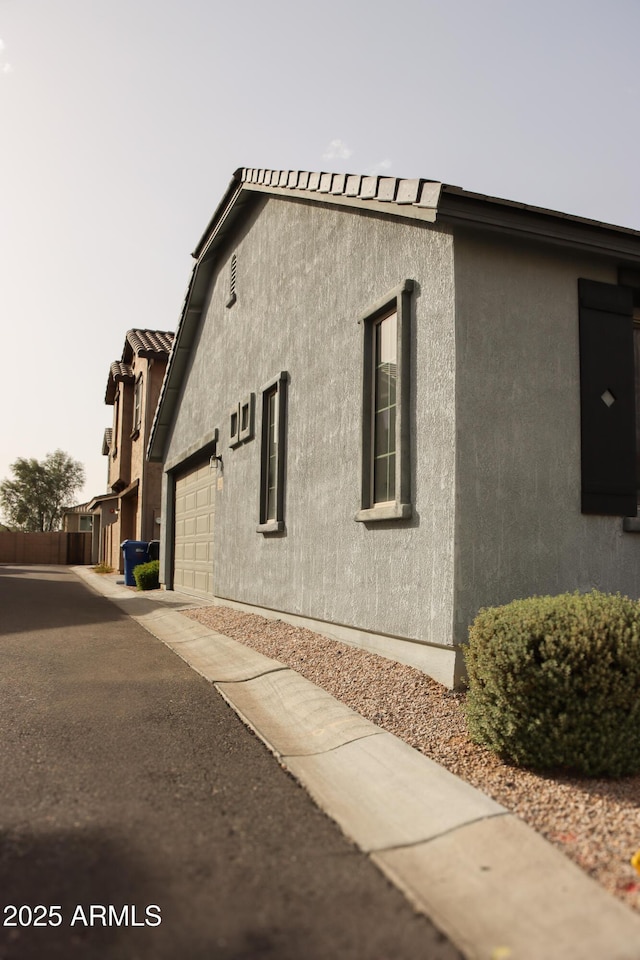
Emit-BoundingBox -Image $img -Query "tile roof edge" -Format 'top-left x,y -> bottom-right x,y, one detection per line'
239,168 -> 443,216
125,328 -> 175,337
122,329 -> 175,364
237,167 -> 640,238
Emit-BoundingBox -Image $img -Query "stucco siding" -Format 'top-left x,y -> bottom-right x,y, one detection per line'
453,229 -> 640,640
162,195 -> 458,657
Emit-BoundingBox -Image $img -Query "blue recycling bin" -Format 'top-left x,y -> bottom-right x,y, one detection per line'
121,540 -> 149,586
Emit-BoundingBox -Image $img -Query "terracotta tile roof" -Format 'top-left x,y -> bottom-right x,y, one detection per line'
105,329 -> 174,404
125,329 -> 174,359
110,361 -> 134,382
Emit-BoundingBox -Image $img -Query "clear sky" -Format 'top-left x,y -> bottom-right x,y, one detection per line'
1,0 -> 639,509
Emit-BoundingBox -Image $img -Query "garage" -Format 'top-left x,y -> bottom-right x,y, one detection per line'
173,459 -> 215,596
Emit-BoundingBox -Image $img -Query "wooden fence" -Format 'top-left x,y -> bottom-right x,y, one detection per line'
0,531 -> 91,565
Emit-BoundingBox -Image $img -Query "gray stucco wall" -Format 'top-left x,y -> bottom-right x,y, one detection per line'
162,194 -> 459,659
453,229 -> 640,641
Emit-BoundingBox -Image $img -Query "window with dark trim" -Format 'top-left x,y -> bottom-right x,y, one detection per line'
355,280 -> 413,522
229,394 -> 255,448
229,403 -> 240,448
257,371 -> 287,533
239,392 -> 254,443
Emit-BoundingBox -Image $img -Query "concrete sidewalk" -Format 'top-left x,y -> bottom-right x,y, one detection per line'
74,566 -> 640,960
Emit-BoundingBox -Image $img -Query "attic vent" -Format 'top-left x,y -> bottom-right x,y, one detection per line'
226,254 -> 237,308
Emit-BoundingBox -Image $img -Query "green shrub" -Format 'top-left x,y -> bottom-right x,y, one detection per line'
463,590 -> 640,777
133,560 -> 160,591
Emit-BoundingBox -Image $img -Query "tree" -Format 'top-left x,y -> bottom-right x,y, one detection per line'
0,450 -> 85,532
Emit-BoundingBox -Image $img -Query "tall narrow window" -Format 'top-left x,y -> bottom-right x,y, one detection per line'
258,371 -> 288,533
373,311 -> 397,504
265,387 -> 278,519
132,375 -> 143,437
112,395 -> 120,457
356,280 -> 413,522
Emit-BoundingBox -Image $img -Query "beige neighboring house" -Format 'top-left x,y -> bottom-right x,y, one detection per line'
89,329 -> 174,572
62,502 -> 94,533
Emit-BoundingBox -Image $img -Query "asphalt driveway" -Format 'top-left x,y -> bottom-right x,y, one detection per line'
0,565 -> 460,960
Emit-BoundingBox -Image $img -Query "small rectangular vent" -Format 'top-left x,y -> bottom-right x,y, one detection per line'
226,253 -> 237,308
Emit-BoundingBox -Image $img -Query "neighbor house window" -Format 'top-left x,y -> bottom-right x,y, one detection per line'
112,395 -> 119,457
356,279 -> 413,522
257,371 -> 288,533
132,375 -> 143,437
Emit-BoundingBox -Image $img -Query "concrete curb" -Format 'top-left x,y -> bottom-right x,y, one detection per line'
72,567 -> 640,960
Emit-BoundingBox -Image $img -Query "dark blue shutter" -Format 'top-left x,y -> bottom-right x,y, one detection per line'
579,278 -> 635,516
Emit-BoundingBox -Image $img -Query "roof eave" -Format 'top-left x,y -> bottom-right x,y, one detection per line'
192,168 -> 246,260
437,187 -> 640,262
147,264 -> 217,461
87,492 -> 119,510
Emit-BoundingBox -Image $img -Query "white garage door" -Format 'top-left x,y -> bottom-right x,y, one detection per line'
173,460 -> 215,596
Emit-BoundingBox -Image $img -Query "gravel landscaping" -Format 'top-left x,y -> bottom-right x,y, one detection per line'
183,602 -> 640,914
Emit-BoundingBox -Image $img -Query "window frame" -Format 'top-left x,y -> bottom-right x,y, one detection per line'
355,279 -> 413,522
229,402 -> 241,448
239,392 -> 255,443
257,371 -> 288,534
